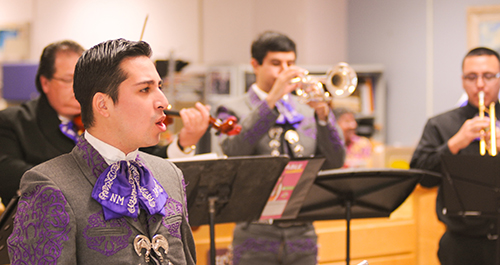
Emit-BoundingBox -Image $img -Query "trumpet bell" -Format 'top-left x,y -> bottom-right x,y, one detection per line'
325,62 -> 358,99
293,62 -> 358,103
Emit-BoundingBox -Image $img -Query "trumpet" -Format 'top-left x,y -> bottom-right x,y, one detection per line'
291,62 -> 358,103
478,91 -> 497,156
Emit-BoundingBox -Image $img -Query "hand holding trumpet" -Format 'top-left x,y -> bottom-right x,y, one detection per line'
448,116 -> 490,154
265,66 -> 307,108
448,91 -> 498,155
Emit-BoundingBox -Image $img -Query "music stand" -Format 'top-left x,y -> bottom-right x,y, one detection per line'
173,155 -> 290,265
294,168 -> 438,265
0,195 -> 19,264
441,155 -> 500,265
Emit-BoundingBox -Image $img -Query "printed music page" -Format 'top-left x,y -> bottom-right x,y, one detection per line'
260,160 -> 309,220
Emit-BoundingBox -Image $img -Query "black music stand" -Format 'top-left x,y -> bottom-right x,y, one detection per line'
441,155 -> 500,265
294,168 -> 438,265
0,195 -> 19,264
173,155 -> 290,265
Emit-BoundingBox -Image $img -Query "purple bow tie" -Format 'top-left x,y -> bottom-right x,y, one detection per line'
91,159 -> 168,220
275,99 -> 304,128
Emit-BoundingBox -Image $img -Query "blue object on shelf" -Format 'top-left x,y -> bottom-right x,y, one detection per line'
2,62 -> 39,102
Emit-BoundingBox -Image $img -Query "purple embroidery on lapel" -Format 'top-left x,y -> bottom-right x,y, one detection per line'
83,210 -> 132,256
77,136 -> 108,177
296,116 -> 317,139
161,197 -> 183,239
216,90 -> 277,146
248,89 -> 261,105
149,215 -> 159,224
326,111 -> 344,150
182,178 -> 189,222
242,101 -> 276,145
7,185 -> 71,265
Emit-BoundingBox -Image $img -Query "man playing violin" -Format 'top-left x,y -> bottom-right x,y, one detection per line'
411,47 -> 500,265
0,40 -> 84,205
214,31 -> 345,265
0,40 -> 210,206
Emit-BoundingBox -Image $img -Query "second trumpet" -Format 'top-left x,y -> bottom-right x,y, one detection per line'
478,91 -> 497,156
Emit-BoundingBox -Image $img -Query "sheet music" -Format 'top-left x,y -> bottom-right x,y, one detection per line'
260,160 -> 309,220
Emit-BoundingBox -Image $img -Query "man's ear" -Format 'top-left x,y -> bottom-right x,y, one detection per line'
40,76 -> 50,94
93,92 -> 111,118
250,58 -> 260,72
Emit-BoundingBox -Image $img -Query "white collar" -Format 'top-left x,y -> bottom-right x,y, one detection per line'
58,115 -> 71,124
251,84 -> 289,102
84,131 -> 139,165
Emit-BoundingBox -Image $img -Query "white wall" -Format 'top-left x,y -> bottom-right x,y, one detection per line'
348,0 -> 428,146
0,0 -> 33,24
348,0 -> 500,146
0,0 -> 347,64
3,0 -> 201,62
201,0 -> 254,64
202,0 -> 347,65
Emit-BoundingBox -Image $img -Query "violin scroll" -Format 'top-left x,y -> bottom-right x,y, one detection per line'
210,116 -> 241,135
73,115 -> 85,135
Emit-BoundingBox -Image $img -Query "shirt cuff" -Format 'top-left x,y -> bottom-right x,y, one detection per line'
318,119 -> 327,126
167,135 -> 195,158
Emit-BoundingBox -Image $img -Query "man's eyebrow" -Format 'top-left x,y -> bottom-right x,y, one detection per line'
133,80 -> 157,86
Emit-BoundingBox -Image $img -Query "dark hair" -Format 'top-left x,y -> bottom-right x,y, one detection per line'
35,40 -> 85,93
73,38 -> 152,128
462,47 -> 500,69
251,31 -> 296,65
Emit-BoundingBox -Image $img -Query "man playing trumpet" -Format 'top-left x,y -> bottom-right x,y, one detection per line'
411,47 -> 500,265
214,31 -> 346,265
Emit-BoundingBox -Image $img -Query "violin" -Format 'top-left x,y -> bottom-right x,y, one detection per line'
163,109 -> 241,136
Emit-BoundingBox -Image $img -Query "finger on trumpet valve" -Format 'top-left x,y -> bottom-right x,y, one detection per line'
290,71 -> 309,84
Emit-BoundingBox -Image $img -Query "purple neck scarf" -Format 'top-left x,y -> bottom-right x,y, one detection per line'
91,159 -> 168,221
275,99 -> 304,128
59,121 -> 78,143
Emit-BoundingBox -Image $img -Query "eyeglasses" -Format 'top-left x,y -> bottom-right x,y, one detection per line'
51,76 -> 74,85
463,73 -> 500,84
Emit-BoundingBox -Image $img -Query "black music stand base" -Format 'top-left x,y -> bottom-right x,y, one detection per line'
345,200 -> 352,264
208,197 -> 217,265
295,168 -> 432,265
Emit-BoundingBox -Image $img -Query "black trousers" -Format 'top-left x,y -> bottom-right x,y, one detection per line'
438,230 -> 497,265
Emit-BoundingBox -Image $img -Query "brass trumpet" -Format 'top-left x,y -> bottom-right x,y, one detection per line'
291,62 -> 358,103
478,91 -> 497,156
